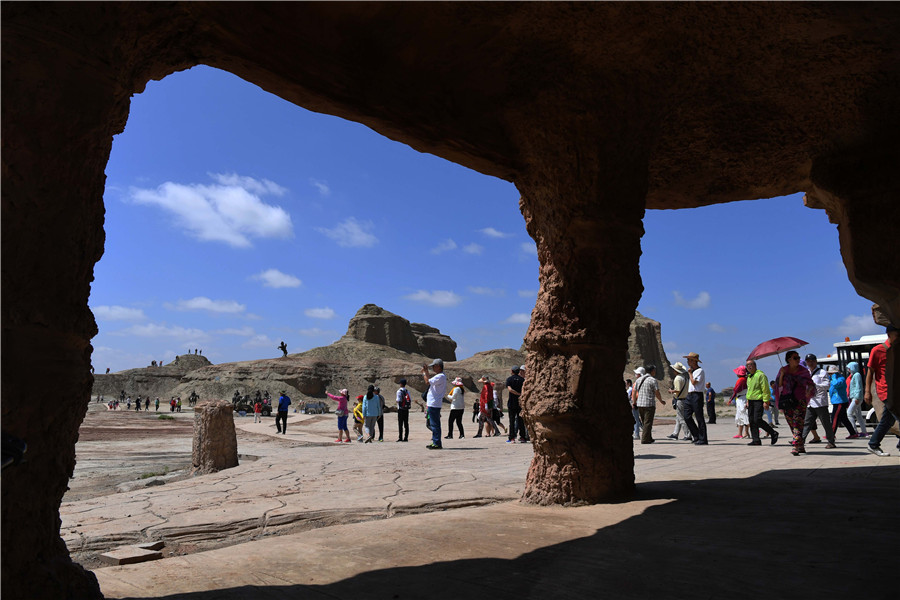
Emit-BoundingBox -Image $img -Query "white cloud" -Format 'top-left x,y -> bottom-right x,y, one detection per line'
504,313 -> 532,324
92,305 -> 146,321
317,217 -> 378,248
664,341 -> 678,351
707,323 -> 727,333
130,174 -> 293,248
251,268 -> 302,289
431,238 -> 458,254
310,179 -> 331,196
213,326 -> 255,336
209,172 -> 287,196
243,334 -> 275,348
520,242 -> 538,256
298,327 -> 336,337
462,243 -> 484,255
673,290 -> 711,309
518,289 -> 537,298
404,290 -> 462,308
479,227 -> 512,239
305,307 -> 336,320
835,314 -> 881,338
115,323 -> 207,341
468,286 -> 505,297
167,297 -> 246,314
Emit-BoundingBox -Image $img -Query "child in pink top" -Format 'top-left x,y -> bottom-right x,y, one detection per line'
327,389 -> 351,443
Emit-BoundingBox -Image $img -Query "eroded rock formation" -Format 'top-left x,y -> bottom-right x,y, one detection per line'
191,402 -> 239,474
342,304 -> 457,360
3,3 -> 899,598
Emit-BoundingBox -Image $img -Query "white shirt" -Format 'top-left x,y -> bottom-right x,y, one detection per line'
687,367 -> 705,393
447,386 -> 465,410
427,372 -> 447,408
808,367 -> 830,408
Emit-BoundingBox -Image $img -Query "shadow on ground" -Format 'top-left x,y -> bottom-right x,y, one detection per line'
112,465 -> 899,600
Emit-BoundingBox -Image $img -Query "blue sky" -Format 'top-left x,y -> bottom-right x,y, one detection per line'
92,65 -> 883,391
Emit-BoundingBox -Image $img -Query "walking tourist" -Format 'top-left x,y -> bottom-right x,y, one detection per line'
729,366 -> 750,439
506,366 -> 528,443
846,361 -> 868,437
682,352 -> 708,445
746,360 -> 778,446
326,389 -> 351,443
801,354 -> 835,448
445,377 -> 466,439
492,383 -> 507,434
828,365 -> 858,438
866,325 -> 898,456
774,350 -> 815,456
275,390 -> 291,434
474,376 -> 501,437
705,381 -> 717,424
361,385 -> 381,443
423,358 -> 447,449
253,398 -> 263,424
632,364 -> 664,444
374,386 -> 385,441
666,363 -> 691,441
396,379 -> 411,442
626,378 -> 640,440
353,396 -> 364,441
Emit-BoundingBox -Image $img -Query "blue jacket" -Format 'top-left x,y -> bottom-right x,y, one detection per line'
362,393 -> 383,417
277,394 -> 292,411
828,374 -> 848,405
847,362 -> 864,401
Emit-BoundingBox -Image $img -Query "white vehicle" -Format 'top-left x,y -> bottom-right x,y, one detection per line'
817,334 -> 888,424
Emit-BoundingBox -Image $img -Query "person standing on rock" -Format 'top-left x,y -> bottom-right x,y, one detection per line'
396,379 -> 412,442
445,377 -> 466,440
276,390 -> 291,434
362,385 -> 381,443
682,352 -> 708,445
423,358 -> 447,449
632,365 -> 665,444
506,366 -> 528,443
278,341 -> 288,358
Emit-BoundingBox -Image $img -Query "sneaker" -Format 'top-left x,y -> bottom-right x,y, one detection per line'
634,434 -> 641,440
506,439 -> 515,443
867,446 -> 891,457
459,435 -> 464,439
846,434 -> 860,439
473,434 -> 482,438
825,442 -> 836,449
858,433 -> 869,438
364,438 -> 372,444
493,432 -> 501,437
771,431 -> 779,446
641,439 -> 655,444
357,436 -> 363,441
334,439 -> 343,443
378,439 -> 383,442
397,439 -> 403,442
747,440 -> 762,446
426,443 -> 442,450
666,434 -> 678,440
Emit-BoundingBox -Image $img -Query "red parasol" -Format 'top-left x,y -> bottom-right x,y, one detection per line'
746,336 -> 809,361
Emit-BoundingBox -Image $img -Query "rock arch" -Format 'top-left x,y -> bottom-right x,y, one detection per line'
3,3 -> 898,598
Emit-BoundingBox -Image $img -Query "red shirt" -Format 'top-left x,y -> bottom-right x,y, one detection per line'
479,383 -> 494,413
867,340 -> 891,401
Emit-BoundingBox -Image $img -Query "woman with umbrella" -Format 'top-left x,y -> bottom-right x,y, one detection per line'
774,350 -> 816,455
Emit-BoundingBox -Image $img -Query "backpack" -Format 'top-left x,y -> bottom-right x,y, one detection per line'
399,389 -> 411,410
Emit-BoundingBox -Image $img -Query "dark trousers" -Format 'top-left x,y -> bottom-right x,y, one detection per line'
748,399 -> 776,441
376,415 -> 384,440
638,406 -> 656,443
683,392 -> 708,443
276,410 -> 288,433
802,405 -> 834,443
397,409 -> 409,440
447,408 -> 465,437
830,403 -> 857,437
870,408 -> 899,449
706,396 -> 716,423
508,404 -> 528,441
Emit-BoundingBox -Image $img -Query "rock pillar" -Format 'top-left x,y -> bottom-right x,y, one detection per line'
192,402 -> 240,474
517,152 -> 648,505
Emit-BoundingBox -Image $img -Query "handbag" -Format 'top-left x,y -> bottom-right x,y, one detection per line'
334,409 -> 347,417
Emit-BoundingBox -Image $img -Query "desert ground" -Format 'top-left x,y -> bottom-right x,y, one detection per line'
64,399 -> 898,599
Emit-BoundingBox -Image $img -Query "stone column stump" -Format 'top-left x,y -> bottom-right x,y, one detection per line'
192,401 -> 239,473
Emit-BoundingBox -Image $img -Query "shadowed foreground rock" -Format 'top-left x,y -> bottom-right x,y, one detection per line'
3,3 -> 899,598
192,402 -> 238,474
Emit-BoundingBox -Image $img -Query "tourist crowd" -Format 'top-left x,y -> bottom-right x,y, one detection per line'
628,325 -> 898,457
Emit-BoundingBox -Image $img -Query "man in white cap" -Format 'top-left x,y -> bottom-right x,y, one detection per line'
682,352 -> 708,445
631,364 -> 665,443
666,362 -> 692,441
422,358 -> 447,449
